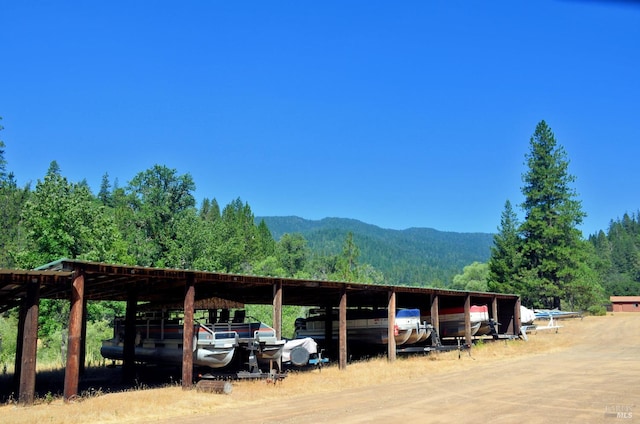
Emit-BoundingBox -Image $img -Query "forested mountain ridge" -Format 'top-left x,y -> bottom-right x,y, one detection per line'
256,216 -> 494,287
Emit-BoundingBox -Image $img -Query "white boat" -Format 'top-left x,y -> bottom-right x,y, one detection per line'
520,305 -> 536,325
294,308 -> 427,346
475,305 -> 536,336
405,321 -> 431,344
423,305 -> 486,338
534,308 -> 582,320
101,309 -> 285,370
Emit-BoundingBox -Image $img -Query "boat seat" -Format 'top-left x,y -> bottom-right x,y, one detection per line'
232,310 -> 246,323
218,309 -> 230,323
208,309 -> 217,323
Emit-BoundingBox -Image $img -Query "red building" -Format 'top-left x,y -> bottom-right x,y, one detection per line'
610,296 -> 640,312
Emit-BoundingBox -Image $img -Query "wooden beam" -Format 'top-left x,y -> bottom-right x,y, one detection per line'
464,294 -> 472,347
18,278 -> 40,405
182,274 -> 195,389
64,268 -> 85,401
338,286 -> 347,370
430,294 -> 439,346
387,290 -> 396,362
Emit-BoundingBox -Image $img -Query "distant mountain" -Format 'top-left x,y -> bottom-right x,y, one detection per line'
256,216 -> 495,287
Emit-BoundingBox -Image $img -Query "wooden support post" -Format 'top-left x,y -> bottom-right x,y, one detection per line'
18,278 -> 40,405
64,268 -> 85,402
464,294 -> 472,347
122,288 -> 138,383
338,286 -> 347,370
182,274 -> 195,390
430,294 -> 439,347
491,296 -> 499,337
272,279 -> 283,371
272,280 -> 282,340
13,298 -> 27,396
80,298 -> 87,375
514,297 -> 521,336
323,304 -> 333,358
387,290 -> 396,362
491,296 -> 498,323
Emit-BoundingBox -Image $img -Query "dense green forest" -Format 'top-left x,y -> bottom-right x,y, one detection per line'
258,216 -> 494,287
0,118 -> 639,368
589,213 -> 640,296
0,118 -> 400,366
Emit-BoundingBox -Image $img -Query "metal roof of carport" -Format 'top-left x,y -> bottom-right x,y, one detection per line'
0,258 -> 518,312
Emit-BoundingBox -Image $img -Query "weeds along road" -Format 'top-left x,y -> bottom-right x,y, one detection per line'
169,314 -> 639,424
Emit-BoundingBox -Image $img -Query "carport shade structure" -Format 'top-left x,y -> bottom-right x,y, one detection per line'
0,259 -> 521,404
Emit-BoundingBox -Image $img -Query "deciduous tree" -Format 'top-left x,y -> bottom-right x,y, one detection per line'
125,165 -> 196,266
452,261 -> 489,292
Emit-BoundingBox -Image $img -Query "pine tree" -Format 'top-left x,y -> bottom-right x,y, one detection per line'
487,200 -> 522,294
98,172 -> 113,206
518,120 -> 588,308
0,117 -> 7,184
277,233 -> 309,277
339,232 -> 360,282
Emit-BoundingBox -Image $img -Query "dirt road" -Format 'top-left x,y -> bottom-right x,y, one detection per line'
171,314 -> 639,424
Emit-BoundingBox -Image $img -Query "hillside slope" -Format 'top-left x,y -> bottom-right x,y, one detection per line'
256,216 -> 494,286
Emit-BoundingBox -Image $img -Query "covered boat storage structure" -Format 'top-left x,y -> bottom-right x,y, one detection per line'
0,259 -> 521,404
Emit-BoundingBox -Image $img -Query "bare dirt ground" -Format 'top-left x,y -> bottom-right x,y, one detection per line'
168,314 -> 639,424
3,313 -> 639,423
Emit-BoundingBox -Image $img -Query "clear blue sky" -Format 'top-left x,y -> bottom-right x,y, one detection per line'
2,2 -> 638,235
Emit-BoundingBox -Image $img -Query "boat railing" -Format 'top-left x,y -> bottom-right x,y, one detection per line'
196,321 -> 240,346
254,327 -> 277,343
196,321 -> 215,339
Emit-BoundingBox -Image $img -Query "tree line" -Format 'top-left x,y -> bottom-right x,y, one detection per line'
589,212 -> 640,296
2,118 -> 638,310
0,117 -> 375,365
1,117 -> 638,366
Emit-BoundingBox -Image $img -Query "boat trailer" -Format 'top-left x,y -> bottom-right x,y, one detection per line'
395,325 -> 471,355
200,340 -> 288,382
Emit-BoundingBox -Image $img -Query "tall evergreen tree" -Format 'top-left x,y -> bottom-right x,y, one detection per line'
216,198 -> 260,272
338,232 -> 360,282
199,197 -> 221,222
98,172 -> 113,206
518,120 -> 589,308
0,117 -> 7,184
255,219 -> 276,258
488,200 -> 522,294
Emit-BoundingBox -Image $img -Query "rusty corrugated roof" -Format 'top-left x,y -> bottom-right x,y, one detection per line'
1,258 -> 520,313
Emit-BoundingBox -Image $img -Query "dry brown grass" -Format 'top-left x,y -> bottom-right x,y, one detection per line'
1,316 -> 592,424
